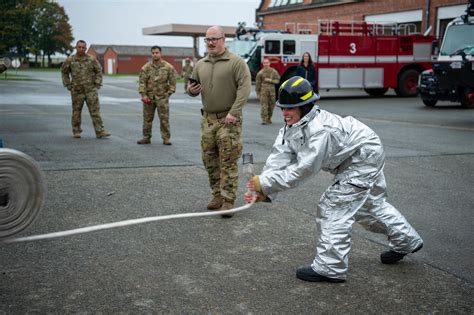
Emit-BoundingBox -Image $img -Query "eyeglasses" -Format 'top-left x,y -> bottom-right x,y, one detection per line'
204,37 -> 223,44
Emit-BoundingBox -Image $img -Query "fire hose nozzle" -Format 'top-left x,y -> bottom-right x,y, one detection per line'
242,153 -> 254,179
242,153 -> 255,200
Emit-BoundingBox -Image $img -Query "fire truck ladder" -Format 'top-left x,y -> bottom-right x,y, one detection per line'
285,20 -> 418,36
318,20 -> 416,36
318,20 -> 397,35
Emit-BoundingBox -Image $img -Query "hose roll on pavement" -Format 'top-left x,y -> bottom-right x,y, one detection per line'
0,148 -> 45,239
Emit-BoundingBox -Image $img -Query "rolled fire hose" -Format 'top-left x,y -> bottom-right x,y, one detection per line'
0,149 -> 256,244
0,148 -> 46,240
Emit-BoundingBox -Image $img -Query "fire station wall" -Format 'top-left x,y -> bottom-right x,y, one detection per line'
259,0 -> 466,36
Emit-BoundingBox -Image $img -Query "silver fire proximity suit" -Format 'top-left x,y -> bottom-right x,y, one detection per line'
258,106 -> 423,280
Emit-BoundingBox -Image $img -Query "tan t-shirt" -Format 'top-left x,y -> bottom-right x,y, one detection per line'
192,49 -> 251,117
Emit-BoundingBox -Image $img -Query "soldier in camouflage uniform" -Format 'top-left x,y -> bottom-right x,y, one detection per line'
137,46 -> 177,145
181,58 -> 193,92
255,58 -> 280,125
61,40 -> 110,139
187,26 -> 251,218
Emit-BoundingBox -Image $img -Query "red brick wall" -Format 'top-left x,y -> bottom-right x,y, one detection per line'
88,46 -> 193,74
117,56 -> 148,74
259,0 -> 466,36
115,56 -> 191,74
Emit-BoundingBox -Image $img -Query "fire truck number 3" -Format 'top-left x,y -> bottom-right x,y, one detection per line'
350,43 -> 357,54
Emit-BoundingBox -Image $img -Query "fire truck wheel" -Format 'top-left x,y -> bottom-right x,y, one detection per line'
422,99 -> 437,107
364,88 -> 388,97
395,69 -> 420,97
460,88 -> 474,109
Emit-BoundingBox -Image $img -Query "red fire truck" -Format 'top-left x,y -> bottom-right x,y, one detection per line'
228,20 -> 435,97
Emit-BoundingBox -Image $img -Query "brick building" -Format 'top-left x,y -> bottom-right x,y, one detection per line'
85,45 -> 193,74
256,0 -> 467,40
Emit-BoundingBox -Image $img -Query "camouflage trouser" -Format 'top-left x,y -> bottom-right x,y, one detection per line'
71,89 -> 105,135
201,114 -> 243,203
260,86 -> 276,123
183,78 -> 189,91
142,95 -> 170,141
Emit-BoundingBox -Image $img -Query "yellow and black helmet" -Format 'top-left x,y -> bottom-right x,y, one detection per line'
276,76 -> 320,108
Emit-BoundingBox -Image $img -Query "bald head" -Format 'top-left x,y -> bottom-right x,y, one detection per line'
208,26 -> 224,37
205,26 -> 226,56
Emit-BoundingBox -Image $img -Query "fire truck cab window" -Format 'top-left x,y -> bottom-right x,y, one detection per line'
283,40 -> 296,55
265,40 -> 281,54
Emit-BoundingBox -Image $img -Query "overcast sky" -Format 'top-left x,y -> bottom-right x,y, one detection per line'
56,0 -> 261,51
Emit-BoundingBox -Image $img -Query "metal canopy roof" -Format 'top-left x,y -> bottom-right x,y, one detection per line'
142,24 -> 237,37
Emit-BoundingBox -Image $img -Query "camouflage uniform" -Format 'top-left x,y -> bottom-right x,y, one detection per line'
201,115 -> 243,202
61,54 -> 107,136
191,49 -> 251,204
181,62 -> 193,92
138,60 -> 177,142
256,67 -> 280,124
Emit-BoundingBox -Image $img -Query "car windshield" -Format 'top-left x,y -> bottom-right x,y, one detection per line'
226,39 -> 257,58
440,24 -> 474,55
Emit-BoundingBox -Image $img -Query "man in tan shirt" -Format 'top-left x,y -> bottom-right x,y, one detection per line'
187,26 -> 251,217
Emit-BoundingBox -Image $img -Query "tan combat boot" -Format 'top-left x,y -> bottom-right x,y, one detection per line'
220,201 -> 234,218
163,139 -> 172,145
207,195 -> 223,210
73,132 -> 81,138
96,131 -> 111,138
137,138 -> 151,145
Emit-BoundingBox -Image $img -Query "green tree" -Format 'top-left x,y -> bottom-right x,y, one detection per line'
0,0 -> 73,67
0,0 -> 40,60
34,1 -> 73,67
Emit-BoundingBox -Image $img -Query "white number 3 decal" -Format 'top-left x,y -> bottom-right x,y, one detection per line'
350,43 -> 357,54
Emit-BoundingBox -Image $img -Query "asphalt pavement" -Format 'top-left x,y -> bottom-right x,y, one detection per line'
0,70 -> 473,313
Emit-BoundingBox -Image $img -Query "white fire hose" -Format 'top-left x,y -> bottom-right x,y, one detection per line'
0,148 -> 256,244
2,203 -> 255,244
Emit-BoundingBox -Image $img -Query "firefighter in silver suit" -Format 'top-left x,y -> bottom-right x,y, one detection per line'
244,76 -> 423,282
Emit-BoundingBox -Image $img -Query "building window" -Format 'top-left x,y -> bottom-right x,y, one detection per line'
283,40 -> 296,55
265,40 -> 281,54
365,9 -> 422,35
269,0 -> 303,7
398,22 -> 421,35
312,0 -> 349,4
269,0 -> 281,7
